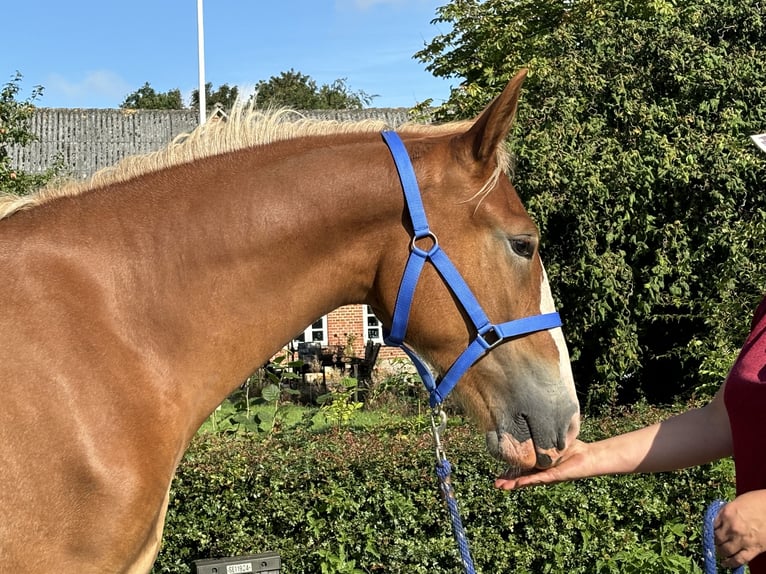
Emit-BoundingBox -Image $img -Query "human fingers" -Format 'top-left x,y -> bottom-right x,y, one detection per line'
718,546 -> 748,570
714,494 -> 766,567
714,531 -> 742,568
495,469 -> 556,490
714,507 -> 753,567
494,467 -> 566,490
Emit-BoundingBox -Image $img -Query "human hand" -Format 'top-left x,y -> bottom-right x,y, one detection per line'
494,439 -> 593,490
714,490 -> 766,568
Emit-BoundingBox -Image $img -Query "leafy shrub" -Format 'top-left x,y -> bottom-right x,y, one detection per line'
416,0 -> 766,411
1,72 -> 63,196
155,405 -> 733,573
365,358 -> 427,415
317,377 -> 364,428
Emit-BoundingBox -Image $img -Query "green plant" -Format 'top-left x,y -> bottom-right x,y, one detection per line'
317,377 -> 363,428
120,82 -> 184,110
366,357 -> 425,414
317,545 -> 365,574
0,71 -> 63,196
252,70 -> 375,110
156,403 -> 734,573
416,0 -> 766,410
252,354 -> 303,434
206,354 -> 303,434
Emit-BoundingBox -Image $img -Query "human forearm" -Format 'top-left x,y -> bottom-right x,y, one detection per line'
590,403 -> 732,475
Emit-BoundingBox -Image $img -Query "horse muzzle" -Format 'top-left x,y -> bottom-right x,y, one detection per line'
486,405 -> 580,475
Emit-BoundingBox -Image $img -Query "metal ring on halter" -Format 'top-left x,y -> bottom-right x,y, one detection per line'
410,231 -> 439,256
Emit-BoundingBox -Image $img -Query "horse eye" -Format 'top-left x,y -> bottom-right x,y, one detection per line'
509,237 -> 534,259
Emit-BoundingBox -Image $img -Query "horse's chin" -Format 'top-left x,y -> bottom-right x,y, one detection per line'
485,430 -> 538,472
485,430 -> 563,479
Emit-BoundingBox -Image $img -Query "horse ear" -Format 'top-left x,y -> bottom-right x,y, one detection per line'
458,68 -> 528,164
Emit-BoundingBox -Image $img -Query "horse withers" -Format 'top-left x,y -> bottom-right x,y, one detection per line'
0,69 -> 579,572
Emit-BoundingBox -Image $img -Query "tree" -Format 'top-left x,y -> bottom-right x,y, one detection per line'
416,0 -> 766,411
316,78 -> 375,110
190,82 -> 239,114
120,82 -> 184,110
0,72 -> 61,196
253,69 -> 375,109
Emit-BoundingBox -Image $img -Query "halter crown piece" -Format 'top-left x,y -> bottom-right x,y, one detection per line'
380,131 -> 563,407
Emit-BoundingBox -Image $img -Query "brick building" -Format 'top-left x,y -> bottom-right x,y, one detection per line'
294,305 -> 404,363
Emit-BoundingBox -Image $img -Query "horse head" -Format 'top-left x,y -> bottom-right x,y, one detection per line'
373,69 -> 580,477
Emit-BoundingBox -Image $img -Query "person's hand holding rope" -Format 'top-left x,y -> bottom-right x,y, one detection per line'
714,491 -> 766,569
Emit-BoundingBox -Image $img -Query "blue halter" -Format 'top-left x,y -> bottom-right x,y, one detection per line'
380,130 -> 563,407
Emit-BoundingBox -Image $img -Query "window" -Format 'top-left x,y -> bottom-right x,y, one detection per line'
364,306 -> 383,343
293,316 -> 328,346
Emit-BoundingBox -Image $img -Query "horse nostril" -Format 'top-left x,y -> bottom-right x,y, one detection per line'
554,411 -> 581,451
535,452 -> 553,468
512,413 -> 532,442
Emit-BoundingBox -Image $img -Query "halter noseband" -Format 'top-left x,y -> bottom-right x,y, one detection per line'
380,130 -> 562,407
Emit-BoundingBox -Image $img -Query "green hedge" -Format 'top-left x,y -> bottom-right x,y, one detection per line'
416,0 -> 766,410
154,405 -> 734,573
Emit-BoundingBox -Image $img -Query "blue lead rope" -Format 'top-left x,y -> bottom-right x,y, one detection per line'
436,458 -> 476,574
704,500 -> 745,574
431,409 -> 477,574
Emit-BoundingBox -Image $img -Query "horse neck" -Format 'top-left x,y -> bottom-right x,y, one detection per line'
22,134 -> 404,431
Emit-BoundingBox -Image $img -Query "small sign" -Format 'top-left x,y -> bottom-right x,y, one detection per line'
192,551 -> 280,574
751,133 -> 766,154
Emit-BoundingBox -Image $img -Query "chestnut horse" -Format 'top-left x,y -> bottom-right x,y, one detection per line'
0,69 -> 579,572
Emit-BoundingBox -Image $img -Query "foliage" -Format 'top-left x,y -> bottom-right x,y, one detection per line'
317,377 -> 364,428
120,82 -> 184,110
121,81 -> 238,112
121,71 -> 375,113
252,69 -> 376,110
0,72 -> 62,196
200,356 -> 428,437
365,358 -> 427,414
416,0 -> 766,410
155,404 -> 733,573
190,82 -> 240,114
204,354 -> 306,434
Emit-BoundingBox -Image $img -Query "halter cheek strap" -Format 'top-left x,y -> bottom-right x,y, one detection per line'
380,130 -> 562,407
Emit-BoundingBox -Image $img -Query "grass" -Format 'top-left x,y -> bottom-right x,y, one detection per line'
198,387 -> 424,436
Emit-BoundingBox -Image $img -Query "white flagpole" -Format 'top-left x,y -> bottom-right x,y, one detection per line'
197,0 -> 206,125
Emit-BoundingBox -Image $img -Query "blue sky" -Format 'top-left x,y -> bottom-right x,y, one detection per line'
2,0 -> 456,109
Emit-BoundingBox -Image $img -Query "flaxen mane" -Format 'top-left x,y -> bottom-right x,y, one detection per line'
0,108 -> 506,221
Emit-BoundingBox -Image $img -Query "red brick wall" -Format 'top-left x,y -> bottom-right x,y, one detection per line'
271,305 -> 406,366
326,305 -> 405,361
326,305 -> 363,356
